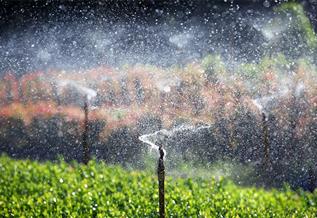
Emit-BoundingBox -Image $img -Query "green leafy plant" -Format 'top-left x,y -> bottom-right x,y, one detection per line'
0,155 -> 316,217
275,2 -> 317,49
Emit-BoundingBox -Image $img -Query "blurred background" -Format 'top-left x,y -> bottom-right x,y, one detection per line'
0,0 -> 317,191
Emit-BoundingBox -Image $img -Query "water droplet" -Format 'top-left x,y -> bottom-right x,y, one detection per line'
263,0 -> 270,7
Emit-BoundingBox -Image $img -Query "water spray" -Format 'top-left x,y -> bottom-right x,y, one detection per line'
82,95 -> 90,165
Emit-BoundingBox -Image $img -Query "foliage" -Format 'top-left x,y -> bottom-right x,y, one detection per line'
237,63 -> 261,80
0,156 -> 316,217
259,54 -> 290,73
275,2 -> 317,49
201,54 -> 227,83
238,54 -> 292,81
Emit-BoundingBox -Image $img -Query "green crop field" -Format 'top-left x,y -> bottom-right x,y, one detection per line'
0,156 -> 316,218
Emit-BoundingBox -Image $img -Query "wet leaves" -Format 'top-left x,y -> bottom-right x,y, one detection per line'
0,155 -> 316,217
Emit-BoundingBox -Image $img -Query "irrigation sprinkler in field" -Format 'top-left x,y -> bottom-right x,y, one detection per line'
139,132 -> 166,218
158,144 -> 165,218
81,92 -> 98,165
82,96 -> 90,165
261,112 -> 270,169
252,98 -> 273,170
54,80 -> 97,164
139,124 -> 211,218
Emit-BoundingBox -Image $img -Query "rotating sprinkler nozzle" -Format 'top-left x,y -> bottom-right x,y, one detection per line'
82,96 -> 90,165
158,144 -> 165,218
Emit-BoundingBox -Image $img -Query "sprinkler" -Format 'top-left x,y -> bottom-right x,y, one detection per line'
82,95 -> 90,165
139,131 -> 167,218
139,124 -> 211,218
262,112 -> 270,169
252,98 -> 273,170
158,144 -> 165,218
52,80 -> 96,164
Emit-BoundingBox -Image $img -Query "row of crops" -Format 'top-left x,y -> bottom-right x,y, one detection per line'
0,155 -> 316,217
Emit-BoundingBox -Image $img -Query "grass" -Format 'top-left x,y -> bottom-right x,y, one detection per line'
0,155 -> 316,217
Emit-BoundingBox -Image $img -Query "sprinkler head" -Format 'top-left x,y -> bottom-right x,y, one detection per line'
262,112 -> 268,122
159,145 -> 165,160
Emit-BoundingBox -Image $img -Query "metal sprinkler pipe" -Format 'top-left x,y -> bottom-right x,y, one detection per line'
158,144 -> 165,218
82,95 -> 90,165
262,112 -> 270,169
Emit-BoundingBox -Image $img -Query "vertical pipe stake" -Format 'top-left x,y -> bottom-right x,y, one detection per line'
83,96 -> 90,164
158,145 -> 165,218
262,112 -> 270,169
